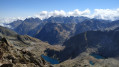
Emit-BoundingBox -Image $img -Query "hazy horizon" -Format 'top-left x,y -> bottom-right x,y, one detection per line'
0,0 -> 119,23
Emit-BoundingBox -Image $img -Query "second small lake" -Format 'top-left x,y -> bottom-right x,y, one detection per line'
90,53 -> 105,59
41,55 -> 59,64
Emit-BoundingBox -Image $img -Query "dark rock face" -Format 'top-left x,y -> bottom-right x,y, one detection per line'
35,22 -> 76,45
56,30 -> 119,61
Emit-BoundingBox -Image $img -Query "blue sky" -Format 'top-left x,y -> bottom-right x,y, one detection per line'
0,0 -> 119,18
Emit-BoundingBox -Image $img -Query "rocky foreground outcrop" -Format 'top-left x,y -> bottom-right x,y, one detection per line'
0,38 -> 52,67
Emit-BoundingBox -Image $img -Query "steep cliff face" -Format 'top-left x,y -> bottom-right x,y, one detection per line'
0,38 -> 52,67
59,30 -> 119,61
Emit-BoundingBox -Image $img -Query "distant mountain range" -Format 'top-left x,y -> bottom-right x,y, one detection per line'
7,16 -> 119,45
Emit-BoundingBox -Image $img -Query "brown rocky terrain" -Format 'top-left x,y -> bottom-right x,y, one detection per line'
0,38 -> 52,67
0,26 -> 63,67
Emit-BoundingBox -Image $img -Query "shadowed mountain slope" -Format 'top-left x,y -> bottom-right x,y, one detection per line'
8,17 -> 119,45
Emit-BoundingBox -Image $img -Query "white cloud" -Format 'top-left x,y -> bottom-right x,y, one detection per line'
0,17 -> 25,23
35,10 -> 66,19
92,9 -> 119,20
0,17 -> 25,28
35,11 -> 48,19
34,8 -> 119,21
67,9 -> 90,17
49,10 -> 66,17
35,9 -> 91,19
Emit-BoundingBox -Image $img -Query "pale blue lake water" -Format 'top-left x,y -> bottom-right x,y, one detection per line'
90,53 -> 105,59
41,55 -> 59,64
89,53 -> 105,65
